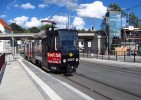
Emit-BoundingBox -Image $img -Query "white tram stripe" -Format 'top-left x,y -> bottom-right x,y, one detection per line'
19,59 -> 63,100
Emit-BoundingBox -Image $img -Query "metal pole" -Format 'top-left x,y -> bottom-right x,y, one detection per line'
108,53 -> 110,60
102,53 -> 103,59
128,10 -> 129,26
102,30 -> 108,55
87,50 -> 88,58
68,14 -> 70,29
116,51 -> 117,61
124,51 -> 125,62
134,50 -> 135,63
12,31 -> 15,57
83,50 -> 84,58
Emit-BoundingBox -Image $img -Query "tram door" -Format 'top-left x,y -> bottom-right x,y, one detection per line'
42,38 -> 48,68
31,42 -> 35,62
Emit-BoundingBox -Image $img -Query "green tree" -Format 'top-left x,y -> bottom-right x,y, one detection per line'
81,29 -> 85,33
28,27 -> 40,33
77,29 -> 85,33
9,23 -> 26,33
109,3 -> 122,11
100,17 -> 106,30
87,29 -> 91,32
129,13 -> 141,28
40,24 -> 52,30
101,3 -> 122,30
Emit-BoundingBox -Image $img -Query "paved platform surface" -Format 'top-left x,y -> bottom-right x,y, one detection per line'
0,54 -> 45,100
0,54 -> 94,100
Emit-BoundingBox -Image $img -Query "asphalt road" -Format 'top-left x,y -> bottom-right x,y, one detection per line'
76,60 -> 141,100
51,60 -> 141,100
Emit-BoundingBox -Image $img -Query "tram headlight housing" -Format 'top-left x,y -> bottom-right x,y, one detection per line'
76,58 -> 79,62
63,59 -> 66,63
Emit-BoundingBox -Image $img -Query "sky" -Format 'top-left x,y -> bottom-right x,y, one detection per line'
0,0 -> 141,30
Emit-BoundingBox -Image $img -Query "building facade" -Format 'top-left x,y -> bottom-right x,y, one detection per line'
108,11 -> 122,51
0,19 -> 13,53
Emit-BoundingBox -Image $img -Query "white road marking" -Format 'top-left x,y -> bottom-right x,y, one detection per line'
20,56 -> 51,76
54,78 -> 95,100
18,59 -> 63,100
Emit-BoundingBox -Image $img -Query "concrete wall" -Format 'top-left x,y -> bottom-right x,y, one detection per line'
91,35 -> 107,54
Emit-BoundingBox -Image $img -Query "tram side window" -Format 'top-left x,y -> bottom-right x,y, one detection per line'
50,37 -> 55,51
38,40 -> 42,51
34,41 -> 37,52
56,36 -> 60,50
37,40 -> 40,51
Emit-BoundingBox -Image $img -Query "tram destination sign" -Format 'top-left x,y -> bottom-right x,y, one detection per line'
47,52 -> 61,64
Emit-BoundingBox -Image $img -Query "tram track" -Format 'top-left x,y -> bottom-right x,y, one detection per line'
60,74 -> 112,100
59,72 -> 141,100
75,73 -> 141,99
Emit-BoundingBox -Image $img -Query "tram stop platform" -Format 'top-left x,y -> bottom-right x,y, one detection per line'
0,54 -> 94,100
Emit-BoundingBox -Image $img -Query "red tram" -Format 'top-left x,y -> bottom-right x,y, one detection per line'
24,21 -> 79,73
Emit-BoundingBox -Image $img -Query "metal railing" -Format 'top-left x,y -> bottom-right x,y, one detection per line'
0,53 -> 5,72
80,50 -> 141,63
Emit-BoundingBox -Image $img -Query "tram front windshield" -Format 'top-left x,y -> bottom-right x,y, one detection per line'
59,31 -> 78,50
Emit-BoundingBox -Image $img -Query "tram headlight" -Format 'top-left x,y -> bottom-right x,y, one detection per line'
76,58 -> 79,62
63,59 -> 66,63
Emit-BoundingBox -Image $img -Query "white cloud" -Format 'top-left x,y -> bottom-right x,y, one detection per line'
21,3 -> 35,9
9,16 -> 29,27
0,15 -> 7,18
9,15 -> 69,29
51,15 -> 68,29
9,16 -> 46,28
8,15 -> 85,29
51,15 -> 68,24
26,17 -> 42,28
14,3 -> 35,9
39,4 -> 48,8
66,1 -> 78,10
72,17 -> 85,29
77,1 -> 107,18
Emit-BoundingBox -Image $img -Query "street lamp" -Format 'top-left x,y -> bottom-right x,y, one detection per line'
101,29 -> 109,55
